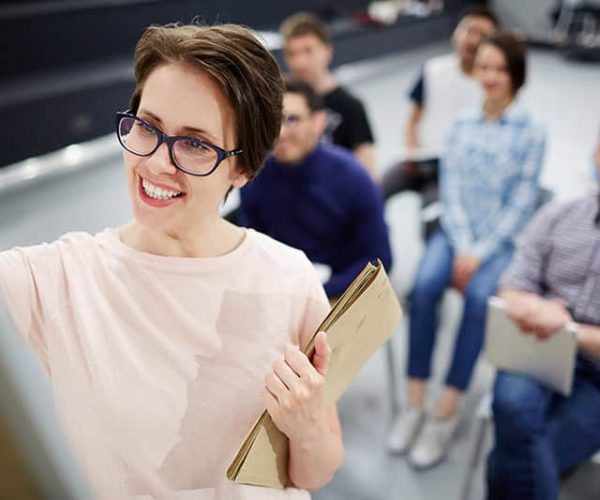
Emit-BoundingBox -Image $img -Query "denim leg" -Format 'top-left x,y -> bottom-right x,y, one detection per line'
486,371 -> 555,500
445,246 -> 514,390
548,359 -> 600,473
407,231 -> 453,380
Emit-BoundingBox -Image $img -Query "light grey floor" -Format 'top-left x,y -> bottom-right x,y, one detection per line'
1,42 -> 599,500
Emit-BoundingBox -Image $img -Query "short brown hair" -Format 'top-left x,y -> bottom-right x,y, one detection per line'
481,31 -> 527,95
280,12 -> 329,45
284,77 -> 324,112
458,6 -> 499,28
130,23 -> 284,178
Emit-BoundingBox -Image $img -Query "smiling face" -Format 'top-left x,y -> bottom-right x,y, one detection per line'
124,62 -> 249,235
474,43 -> 514,102
453,15 -> 496,71
273,91 -> 325,164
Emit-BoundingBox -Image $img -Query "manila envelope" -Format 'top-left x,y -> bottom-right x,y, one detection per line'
227,260 -> 402,488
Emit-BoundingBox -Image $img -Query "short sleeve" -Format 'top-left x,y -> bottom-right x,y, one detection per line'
346,101 -> 374,148
408,68 -> 425,106
0,244 -> 60,366
298,258 -> 331,351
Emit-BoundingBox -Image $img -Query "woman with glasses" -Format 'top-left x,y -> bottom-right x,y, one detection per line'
0,24 -> 343,499
387,31 -> 546,469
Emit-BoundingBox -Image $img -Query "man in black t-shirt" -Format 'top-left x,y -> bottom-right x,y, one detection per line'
280,12 -> 378,180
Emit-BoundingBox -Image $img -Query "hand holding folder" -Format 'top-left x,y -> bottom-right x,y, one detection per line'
227,260 -> 402,488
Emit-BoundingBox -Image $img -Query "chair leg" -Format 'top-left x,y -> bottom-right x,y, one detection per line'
458,414 -> 491,500
386,340 -> 400,417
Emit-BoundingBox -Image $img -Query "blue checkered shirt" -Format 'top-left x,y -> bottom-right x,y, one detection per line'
440,103 -> 546,261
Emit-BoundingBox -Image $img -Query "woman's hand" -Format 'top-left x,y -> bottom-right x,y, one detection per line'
264,331 -> 331,443
452,255 -> 481,292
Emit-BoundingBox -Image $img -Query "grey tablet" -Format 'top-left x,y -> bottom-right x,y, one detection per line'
483,296 -> 577,396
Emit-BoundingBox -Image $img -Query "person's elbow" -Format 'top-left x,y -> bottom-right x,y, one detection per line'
377,230 -> 393,272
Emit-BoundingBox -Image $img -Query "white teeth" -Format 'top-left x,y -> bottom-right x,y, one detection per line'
142,179 -> 182,201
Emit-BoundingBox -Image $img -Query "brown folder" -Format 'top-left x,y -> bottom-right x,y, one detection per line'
226,259 -> 402,488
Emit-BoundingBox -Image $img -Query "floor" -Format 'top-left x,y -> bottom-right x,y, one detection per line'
0,41 -> 599,500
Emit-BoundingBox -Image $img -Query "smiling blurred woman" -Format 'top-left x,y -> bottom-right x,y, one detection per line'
0,23 -> 343,499
388,31 -> 546,469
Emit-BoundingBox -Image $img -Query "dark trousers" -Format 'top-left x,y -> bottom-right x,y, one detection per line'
487,358 -> 600,500
381,158 -> 439,203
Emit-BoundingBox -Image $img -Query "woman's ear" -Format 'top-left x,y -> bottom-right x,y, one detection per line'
230,168 -> 251,189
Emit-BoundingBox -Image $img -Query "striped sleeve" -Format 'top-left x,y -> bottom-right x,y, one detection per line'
499,201 -> 563,293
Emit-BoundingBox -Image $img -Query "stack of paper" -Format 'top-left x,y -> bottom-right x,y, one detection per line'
227,259 -> 402,488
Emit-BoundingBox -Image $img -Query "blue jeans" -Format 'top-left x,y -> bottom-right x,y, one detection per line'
487,359 -> 600,500
407,230 -> 514,391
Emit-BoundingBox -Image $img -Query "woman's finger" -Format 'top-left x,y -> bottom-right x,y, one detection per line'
312,332 -> 331,376
265,371 -> 289,402
284,344 -> 314,380
273,358 -> 301,391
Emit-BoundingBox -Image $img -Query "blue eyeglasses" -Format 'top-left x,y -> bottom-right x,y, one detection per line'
115,111 -> 243,176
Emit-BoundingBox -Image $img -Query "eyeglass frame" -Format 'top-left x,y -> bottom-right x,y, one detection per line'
281,113 -> 313,128
115,111 -> 243,177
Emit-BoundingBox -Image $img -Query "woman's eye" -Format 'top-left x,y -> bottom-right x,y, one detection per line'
188,139 -> 210,151
135,121 -> 155,135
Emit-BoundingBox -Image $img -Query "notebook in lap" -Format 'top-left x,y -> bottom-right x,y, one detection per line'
0,309 -> 92,500
484,296 -> 577,396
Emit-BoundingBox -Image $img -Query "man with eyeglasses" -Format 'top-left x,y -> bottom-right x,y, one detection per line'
280,12 -> 377,180
238,78 -> 392,299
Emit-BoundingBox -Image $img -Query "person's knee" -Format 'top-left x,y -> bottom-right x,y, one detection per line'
410,273 -> 445,305
463,282 -> 491,315
493,372 -> 547,440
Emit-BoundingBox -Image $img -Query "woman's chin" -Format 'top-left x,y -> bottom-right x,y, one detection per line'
131,204 -> 176,233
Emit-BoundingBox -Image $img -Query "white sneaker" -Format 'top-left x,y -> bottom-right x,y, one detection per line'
386,406 -> 425,454
409,413 -> 460,469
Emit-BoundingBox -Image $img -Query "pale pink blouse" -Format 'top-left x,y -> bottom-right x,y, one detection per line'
0,228 -> 330,499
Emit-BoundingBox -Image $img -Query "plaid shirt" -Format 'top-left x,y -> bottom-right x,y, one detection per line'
440,103 -> 546,261
500,196 -> 600,367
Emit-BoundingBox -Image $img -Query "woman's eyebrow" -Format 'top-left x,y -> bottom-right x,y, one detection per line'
138,109 -> 219,143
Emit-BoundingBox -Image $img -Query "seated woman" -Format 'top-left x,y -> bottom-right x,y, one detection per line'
0,23 -> 343,498
387,31 -> 546,469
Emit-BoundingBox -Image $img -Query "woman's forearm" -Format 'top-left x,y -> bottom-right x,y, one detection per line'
287,409 -> 344,491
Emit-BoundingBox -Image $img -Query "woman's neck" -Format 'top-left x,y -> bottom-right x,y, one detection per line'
483,95 -> 514,121
119,217 -> 245,258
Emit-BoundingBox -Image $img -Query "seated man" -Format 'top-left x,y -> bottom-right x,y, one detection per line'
487,137 -> 600,500
280,12 -> 377,180
239,78 -> 392,299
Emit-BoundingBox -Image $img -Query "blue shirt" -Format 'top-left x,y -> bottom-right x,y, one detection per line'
441,103 -> 546,261
239,143 -> 392,298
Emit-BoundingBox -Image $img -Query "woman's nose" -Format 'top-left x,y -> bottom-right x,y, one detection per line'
146,142 -> 177,176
